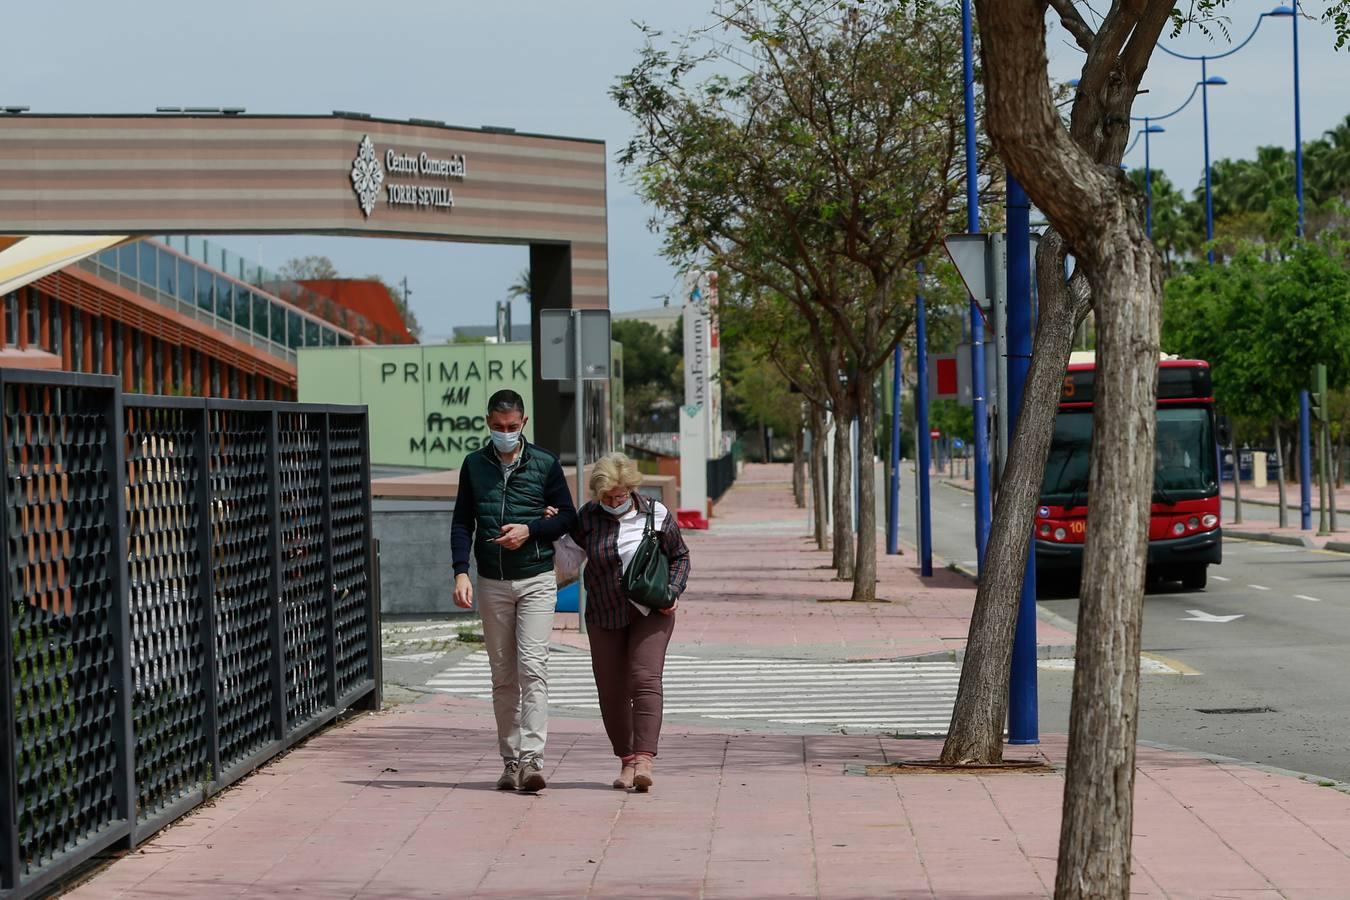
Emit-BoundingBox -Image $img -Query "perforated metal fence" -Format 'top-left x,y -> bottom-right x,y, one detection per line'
0,372 -> 380,899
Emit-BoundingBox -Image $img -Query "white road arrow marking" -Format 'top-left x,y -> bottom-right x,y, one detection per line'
1296,595 -> 1323,603
1181,609 -> 1244,623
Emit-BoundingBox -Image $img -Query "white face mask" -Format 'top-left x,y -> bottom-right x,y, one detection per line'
601,497 -> 633,517
490,430 -> 521,454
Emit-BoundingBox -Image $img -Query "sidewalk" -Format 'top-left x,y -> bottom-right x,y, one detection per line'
68,466 -> 1350,899
550,463 -> 1073,660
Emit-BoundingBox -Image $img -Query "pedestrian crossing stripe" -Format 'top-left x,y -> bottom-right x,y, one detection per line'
429,652 -> 960,734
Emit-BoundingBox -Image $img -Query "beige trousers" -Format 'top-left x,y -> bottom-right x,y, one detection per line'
476,571 -> 556,762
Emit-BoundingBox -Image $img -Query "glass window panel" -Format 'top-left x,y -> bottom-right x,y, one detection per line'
27,292 -> 42,346
216,277 -> 233,321
198,268 -> 214,314
288,311 -> 302,349
338,334 -> 352,346
304,319 -> 320,347
176,257 -> 195,304
158,249 -> 175,296
4,292 -> 17,346
118,244 -> 137,279
252,293 -> 269,338
270,302 -> 286,345
98,248 -> 117,269
234,285 -> 251,327
138,243 -> 157,286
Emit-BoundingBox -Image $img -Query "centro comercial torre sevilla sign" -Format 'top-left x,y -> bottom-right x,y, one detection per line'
0,110 -> 611,456
350,134 -> 467,216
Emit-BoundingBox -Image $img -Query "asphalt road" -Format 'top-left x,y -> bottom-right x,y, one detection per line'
895,465 -> 1350,783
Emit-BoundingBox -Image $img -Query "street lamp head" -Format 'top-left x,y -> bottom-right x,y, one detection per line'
1205,76 -> 1228,86
1266,5 -> 1295,16
1146,124 -> 1166,133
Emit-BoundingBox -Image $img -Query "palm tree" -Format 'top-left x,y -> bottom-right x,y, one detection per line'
506,268 -> 531,305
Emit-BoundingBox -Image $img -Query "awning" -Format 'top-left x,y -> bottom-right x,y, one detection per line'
0,234 -> 128,297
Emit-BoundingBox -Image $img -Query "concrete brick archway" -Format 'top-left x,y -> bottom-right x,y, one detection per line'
0,112 -> 610,456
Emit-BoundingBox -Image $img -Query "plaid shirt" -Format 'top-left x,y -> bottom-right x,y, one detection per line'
570,493 -> 691,630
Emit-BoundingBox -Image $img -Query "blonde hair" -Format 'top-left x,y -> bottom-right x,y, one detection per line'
590,452 -> 644,498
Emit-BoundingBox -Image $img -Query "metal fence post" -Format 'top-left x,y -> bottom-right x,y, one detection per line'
192,402 -> 224,786
356,411 -> 382,712
105,382 -> 139,845
320,413 -> 339,709
0,374 -> 19,889
265,410 -> 289,740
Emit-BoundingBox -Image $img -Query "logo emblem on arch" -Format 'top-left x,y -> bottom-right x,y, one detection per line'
350,135 -> 384,218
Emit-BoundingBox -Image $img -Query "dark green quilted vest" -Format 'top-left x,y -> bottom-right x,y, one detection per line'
462,439 -> 556,581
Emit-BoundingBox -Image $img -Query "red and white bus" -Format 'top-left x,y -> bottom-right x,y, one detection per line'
1034,354 -> 1222,591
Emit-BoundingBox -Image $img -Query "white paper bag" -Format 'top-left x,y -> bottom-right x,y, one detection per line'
553,535 -> 587,586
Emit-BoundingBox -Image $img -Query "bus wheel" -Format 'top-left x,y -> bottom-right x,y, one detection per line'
1181,565 -> 1207,591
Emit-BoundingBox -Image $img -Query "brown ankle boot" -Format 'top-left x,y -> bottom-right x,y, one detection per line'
613,757 -> 636,790
633,754 -> 654,792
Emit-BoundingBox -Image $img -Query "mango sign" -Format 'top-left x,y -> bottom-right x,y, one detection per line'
297,344 -> 532,469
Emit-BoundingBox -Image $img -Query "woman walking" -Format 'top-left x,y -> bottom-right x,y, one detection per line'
570,452 -> 691,792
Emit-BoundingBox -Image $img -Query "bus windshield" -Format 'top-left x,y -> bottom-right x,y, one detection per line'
1040,407 -> 1217,504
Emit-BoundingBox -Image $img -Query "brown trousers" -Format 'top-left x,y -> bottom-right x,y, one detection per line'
586,609 -> 676,758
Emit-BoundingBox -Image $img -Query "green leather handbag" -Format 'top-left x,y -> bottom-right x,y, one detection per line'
621,499 -> 675,610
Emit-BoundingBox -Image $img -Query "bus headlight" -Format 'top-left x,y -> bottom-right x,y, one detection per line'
1188,517 -> 1200,530
1039,523 -> 1051,537
1053,527 -> 1067,541
1201,514 -> 1218,528
1172,522 -> 1186,536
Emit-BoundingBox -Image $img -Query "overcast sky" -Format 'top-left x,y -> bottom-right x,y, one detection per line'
8,2 -> 1346,340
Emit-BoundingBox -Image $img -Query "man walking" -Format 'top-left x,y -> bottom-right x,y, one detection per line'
452,389 -> 577,792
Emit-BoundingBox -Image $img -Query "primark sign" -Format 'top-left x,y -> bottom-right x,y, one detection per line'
349,134 -> 467,218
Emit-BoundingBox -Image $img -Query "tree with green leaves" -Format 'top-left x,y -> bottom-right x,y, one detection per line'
612,319 -> 681,434
614,0 -> 976,598
968,3 -> 1348,895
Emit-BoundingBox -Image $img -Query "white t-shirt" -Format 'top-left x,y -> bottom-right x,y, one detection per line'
614,499 -> 669,617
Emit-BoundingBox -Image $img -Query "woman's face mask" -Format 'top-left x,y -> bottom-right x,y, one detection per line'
600,489 -> 633,517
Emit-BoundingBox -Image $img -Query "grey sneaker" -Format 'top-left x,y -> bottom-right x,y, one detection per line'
517,756 -> 547,792
496,759 -> 521,791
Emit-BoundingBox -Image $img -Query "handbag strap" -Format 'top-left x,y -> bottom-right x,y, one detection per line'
644,495 -> 657,535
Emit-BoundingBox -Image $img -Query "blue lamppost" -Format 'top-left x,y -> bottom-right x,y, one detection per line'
960,0 -> 992,571
1141,122 -> 1166,237
1130,83 -> 1208,243
1200,71 -> 1227,264
1264,5 -> 1305,235
1160,6 -> 1303,247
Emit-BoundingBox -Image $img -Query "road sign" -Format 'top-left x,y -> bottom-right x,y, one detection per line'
539,309 -> 612,381
942,231 -> 1041,312
927,354 -> 959,399
929,429 -> 941,439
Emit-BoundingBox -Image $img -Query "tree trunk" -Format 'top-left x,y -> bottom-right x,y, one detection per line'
1231,437 -> 1244,524
942,231 -> 1087,764
831,404 -> 856,580
793,426 -> 806,508
851,383 -> 878,601
1273,421 -> 1288,529
1056,225 -> 1162,900
811,404 -> 830,551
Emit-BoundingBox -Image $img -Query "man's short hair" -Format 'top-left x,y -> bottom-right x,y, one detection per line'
487,389 -> 526,416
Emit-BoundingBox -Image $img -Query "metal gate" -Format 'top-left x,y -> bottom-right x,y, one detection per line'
0,371 -> 380,899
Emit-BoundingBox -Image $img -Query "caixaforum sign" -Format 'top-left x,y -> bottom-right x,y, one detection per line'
682,270 -> 723,460
351,134 -> 467,218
